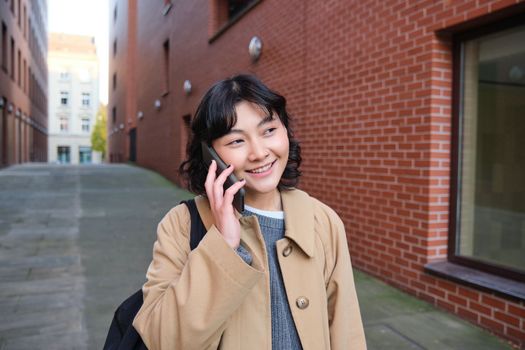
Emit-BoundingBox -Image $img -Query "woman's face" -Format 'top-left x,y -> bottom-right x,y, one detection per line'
211,101 -> 289,198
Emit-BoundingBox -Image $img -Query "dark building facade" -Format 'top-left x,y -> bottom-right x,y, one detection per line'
108,0 -> 137,163
0,0 -> 48,166
109,0 -> 525,346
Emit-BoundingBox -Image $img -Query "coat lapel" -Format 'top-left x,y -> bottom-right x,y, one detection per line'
278,189 -> 330,349
281,189 -> 315,257
194,191 -> 330,349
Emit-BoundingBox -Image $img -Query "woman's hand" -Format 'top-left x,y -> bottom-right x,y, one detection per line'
204,160 -> 246,249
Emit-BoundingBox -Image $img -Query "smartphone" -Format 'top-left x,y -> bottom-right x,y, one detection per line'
201,142 -> 245,213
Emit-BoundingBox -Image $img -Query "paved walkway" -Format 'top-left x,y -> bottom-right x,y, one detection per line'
0,163 -> 512,349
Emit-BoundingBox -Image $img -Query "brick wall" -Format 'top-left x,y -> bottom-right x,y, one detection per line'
109,0 -> 140,163
118,0 -> 525,346
0,0 -> 48,166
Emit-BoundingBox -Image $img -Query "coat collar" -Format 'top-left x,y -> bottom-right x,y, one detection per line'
194,188 -> 315,258
280,189 -> 315,258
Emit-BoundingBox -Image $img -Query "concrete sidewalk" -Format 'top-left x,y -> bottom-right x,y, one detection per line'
0,163 -> 512,349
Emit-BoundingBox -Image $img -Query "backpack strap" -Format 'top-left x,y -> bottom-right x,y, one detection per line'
180,198 -> 207,250
104,199 -> 207,350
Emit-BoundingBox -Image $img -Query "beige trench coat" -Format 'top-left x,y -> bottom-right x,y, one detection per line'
133,188 -> 366,349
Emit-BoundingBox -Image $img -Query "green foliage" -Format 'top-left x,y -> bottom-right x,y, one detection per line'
91,104 -> 107,160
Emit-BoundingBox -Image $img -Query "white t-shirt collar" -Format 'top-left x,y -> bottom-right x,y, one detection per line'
244,204 -> 284,219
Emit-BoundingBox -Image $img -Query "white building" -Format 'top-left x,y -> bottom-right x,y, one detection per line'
48,33 -> 101,164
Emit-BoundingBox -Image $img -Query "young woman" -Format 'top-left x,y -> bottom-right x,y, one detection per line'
133,74 -> 366,349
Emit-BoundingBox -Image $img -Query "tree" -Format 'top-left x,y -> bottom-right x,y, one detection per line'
91,104 -> 107,161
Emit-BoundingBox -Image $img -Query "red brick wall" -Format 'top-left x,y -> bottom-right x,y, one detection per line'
109,0 -> 130,162
117,0 -> 525,346
0,0 -> 47,166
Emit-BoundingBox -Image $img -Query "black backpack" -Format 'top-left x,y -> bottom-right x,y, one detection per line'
103,199 -> 207,350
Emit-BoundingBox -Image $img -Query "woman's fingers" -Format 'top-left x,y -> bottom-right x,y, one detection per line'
204,160 -> 217,207
203,160 -> 242,248
223,178 -> 246,209
212,164 -> 235,207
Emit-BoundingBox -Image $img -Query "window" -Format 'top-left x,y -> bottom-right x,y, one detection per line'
23,5 -> 26,38
113,39 -> 117,56
226,0 -> 255,19
113,4 -> 117,22
79,146 -> 92,164
212,0 -> 259,36
17,49 -> 20,86
81,118 -> 90,132
22,58 -> 26,92
181,114 -> 191,158
112,106 -> 116,124
17,0 -> 20,27
113,72 -> 117,90
81,93 -> 90,107
60,91 -> 69,106
59,117 -> 69,132
28,66 -> 31,96
10,37 -> 14,80
59,71 -> 70,80
1,22 -> 6,72
57,146 -> 70,163
452,22 -> 525,281
162,39 -> 169,94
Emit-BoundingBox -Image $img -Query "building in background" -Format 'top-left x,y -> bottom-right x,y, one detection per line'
108,0 -> 137,163
109,0 -> 525,346
48,33 -> 100,164
0,0 -> 48,167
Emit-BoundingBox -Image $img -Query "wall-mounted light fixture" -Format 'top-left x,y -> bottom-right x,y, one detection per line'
0,97 -> 4,109
249,36 -> 263,62
163,2 -> 172,15
7,103 -> 13,113
137,111 -> 144,119
119,123 -> 124,130
154,99 -> 162,110
183,80 -> 192,95
15,109 -> 21,117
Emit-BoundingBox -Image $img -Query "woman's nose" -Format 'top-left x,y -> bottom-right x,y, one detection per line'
248,140 -> 269,161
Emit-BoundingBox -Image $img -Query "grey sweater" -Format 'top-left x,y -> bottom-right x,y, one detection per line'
238,209 -> 303,350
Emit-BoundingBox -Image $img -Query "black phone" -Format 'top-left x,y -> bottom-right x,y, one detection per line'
201,142 -> 245,213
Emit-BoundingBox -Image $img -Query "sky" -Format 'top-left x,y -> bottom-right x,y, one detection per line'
47,0 -> 109,105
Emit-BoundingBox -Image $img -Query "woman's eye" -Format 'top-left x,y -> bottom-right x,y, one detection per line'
227,139 -> 244,146
264,128 -> 277,135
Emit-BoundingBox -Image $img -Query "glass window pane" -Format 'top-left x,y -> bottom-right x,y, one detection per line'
79,146 -> 91,164
458,25 -> 525,272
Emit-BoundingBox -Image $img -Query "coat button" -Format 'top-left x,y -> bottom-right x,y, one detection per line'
282,245 -> 293,257
296,296 -> 309,309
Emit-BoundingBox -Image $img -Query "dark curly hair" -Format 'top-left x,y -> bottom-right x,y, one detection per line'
179,74 -> 301,195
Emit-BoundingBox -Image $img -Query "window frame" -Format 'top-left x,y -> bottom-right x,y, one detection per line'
81,118 -> 90,132
59,116 -> 69,132
60,91 -> 69,106
162,39 -> 169,96
81,92 -> 91,107
209,0 -> 262,43
59,70 -> 70,81
449,14 -> 525,283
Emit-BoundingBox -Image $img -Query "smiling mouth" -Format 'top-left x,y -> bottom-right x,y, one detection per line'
246,160 -> 277,174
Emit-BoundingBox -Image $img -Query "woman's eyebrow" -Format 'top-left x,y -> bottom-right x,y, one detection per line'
258,114 -> 275,126
228,114 -> 275,134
